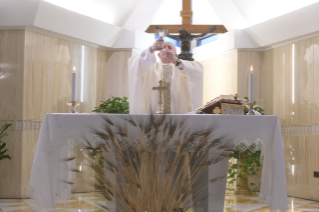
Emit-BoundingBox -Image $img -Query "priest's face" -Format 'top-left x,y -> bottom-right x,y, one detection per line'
158,42 -> 177,63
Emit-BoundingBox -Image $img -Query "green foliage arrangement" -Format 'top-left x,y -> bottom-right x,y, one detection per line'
0,124 -> 12,161
227,97 -> 264,193
92,96 -> 129,114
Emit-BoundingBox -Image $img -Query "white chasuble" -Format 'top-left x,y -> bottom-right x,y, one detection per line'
128,48 -> 203,114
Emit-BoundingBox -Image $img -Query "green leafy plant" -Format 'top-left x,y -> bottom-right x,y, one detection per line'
227,150 -> 261,193
92,150 -> 105,190
0,124 -> 12,161
227,97 -> 264,193
92,96 -> 129,114
92,150 -> 104,169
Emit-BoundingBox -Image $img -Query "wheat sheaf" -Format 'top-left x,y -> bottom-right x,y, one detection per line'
67,114 -> 234,212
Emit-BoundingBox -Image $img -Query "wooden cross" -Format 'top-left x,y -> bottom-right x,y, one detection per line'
146,0 -> 227,34
213,107 -> 221,114
152,80 -> 169,106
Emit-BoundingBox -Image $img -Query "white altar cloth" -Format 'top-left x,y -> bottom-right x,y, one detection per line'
27,114 -> 288,212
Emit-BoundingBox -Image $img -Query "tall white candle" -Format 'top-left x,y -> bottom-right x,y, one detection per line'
249,65 -> 254,104
71,66 -> 77,102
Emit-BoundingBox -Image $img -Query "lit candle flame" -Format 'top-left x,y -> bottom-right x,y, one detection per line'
73,66 -> 76,73
250,65 -> 253,73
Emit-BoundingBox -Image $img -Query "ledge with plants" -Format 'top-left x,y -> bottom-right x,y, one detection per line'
91,96 -> 129,187
227,97 -> 264,194
92,96 -> 129,114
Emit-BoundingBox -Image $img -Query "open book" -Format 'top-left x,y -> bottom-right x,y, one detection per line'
196,95 -> 248,115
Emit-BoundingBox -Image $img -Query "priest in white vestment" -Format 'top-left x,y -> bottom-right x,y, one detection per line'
128,38 -> 203,114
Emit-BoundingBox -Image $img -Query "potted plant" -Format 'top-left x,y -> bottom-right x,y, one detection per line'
0,124 -> 12,161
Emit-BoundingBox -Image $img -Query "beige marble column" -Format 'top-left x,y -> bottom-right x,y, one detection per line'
0,29 -> 26,198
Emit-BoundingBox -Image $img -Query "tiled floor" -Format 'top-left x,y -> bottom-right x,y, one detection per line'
224,194 -> 319,212
1,193 -> 319,212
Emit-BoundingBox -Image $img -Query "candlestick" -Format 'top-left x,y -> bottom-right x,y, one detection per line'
248,65 -> 255,115
71,66 -> 77,102
247,102 -> 255,115
249,65 -> 254,104
67,101 -> 80,113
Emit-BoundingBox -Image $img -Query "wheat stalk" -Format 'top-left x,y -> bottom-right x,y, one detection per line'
67,114 -> 234,212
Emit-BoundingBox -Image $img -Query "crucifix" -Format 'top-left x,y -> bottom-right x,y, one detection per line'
152,80 -> 169,114
213,107 -> 221,114
146,0 -> 227,61
146,0 -> 227,33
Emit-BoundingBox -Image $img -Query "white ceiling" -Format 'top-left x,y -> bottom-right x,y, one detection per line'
2,0 -> 319,49
43,0 -> 143,26
151,0 -> 182,25
192,0 -> 223,25
150,0 -> 222,25
231,0 -> 319,26
43,0 -> 319,29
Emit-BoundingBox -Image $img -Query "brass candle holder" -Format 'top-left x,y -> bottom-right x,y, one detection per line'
67,101 -> 80,113
247,103 -> 255,115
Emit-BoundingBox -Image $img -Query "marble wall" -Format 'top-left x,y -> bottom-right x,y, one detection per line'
0,29 -> 26,198
2,28 -> 319,201
0,29 -> 133,197
24,30 -> 97,119
201,50 -> 263,108
98,50 -> 131,101
263,35 -> 319,201
201,42 -> 319,201
0,30 -> 25,120
23,30 -> 132,120
201,50 -> 238,104
237,51 -> 264,108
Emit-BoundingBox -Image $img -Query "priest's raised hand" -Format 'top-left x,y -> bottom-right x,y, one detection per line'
128,40 -> 203,114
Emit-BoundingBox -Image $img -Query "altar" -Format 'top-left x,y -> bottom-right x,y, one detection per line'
27,114 -> 288,212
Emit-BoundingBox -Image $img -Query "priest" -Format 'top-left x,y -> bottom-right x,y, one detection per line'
128,38 -> 203,114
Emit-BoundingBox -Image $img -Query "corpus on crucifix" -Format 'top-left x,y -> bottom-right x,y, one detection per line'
146,0 -> 227,61
157,26 -> 217,61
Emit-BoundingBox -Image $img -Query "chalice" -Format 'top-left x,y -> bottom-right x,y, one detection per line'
155,28 -> 168,51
